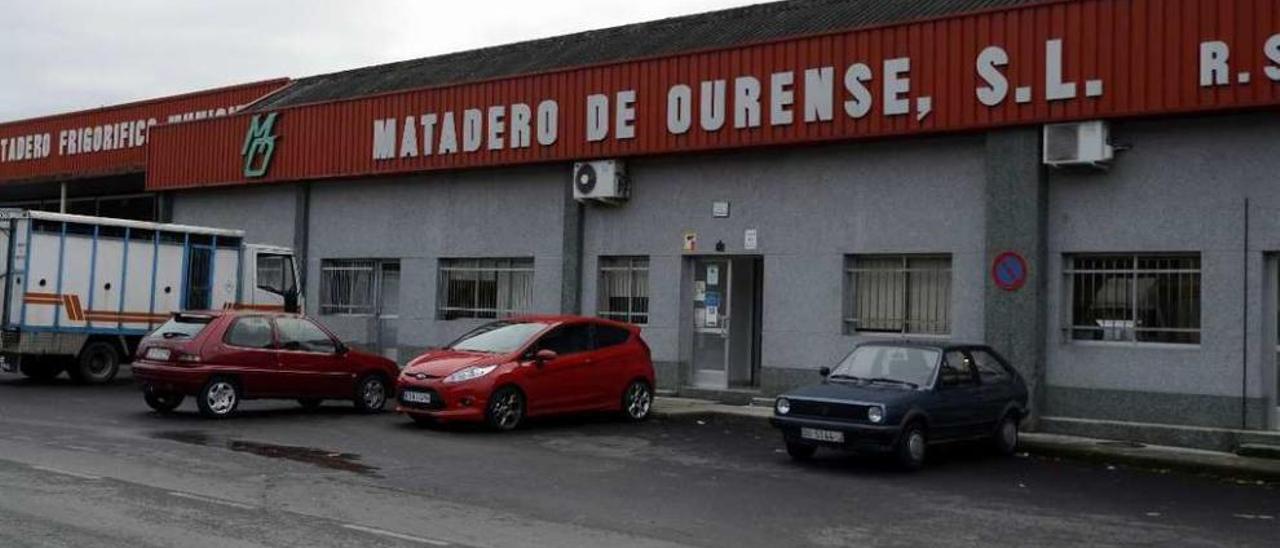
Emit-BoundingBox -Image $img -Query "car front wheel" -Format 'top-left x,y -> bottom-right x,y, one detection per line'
197,378 -> 240,419
895,422 -> 928,471
486,386 -> 524,431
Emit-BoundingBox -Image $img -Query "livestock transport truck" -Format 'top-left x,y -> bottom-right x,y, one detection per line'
0,210 -> 301,383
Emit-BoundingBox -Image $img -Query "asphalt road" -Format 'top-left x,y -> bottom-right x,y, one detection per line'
0,369 -> 1276,548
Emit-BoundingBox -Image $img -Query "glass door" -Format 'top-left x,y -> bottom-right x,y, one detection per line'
692,258 -> 730,388
377,262 -> 401,363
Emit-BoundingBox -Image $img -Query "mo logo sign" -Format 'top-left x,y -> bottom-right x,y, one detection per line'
241,112 -> 279,178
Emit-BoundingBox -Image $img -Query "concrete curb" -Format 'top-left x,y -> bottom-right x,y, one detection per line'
652,397 -> 1280,482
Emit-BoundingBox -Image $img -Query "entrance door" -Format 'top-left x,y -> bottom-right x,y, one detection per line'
690,257 -> 762,389
376,262 -> 401,363
692,259 -> 731,388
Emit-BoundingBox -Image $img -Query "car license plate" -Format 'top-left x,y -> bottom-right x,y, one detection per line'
801,428 -> 845,443
144,348 -> 172,361
402,390 -> 432,404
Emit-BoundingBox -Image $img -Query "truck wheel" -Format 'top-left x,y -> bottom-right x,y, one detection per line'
19,359 -> 63,382
70,342 -> 121,384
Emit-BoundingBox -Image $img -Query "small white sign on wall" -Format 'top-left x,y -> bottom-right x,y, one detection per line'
712,201 -> 730,218
744,228 -> 758,251
707,265 -> 720,286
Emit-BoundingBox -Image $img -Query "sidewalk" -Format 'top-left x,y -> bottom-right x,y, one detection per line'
652,397 -> 1280,482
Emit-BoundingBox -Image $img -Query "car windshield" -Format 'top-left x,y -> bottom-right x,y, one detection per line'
447,321 -> 550,354
147,314 -> 214,340
828,345 -> 940,389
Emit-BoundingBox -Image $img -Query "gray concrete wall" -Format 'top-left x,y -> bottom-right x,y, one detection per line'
170,183 -> 299,248
1046,112 -> 1280,429
304,166 -> 569,362
581,136 -> 990,392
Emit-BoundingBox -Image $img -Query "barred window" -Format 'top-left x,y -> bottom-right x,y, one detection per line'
844,255 -> 951,335
1067,254 -> 1201,344
438,258 -> 534,320
598,256 -> 649,325
319,259 -> 378,315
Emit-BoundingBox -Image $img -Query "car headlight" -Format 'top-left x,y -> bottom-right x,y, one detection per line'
867,406 -> 884,424
444,365 -> 498,384
775,397 -> 791,415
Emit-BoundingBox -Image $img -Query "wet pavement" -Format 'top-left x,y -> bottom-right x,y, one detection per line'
0,369 -> 1277,547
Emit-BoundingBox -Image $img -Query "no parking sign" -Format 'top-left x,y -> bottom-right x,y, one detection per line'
992,251 -> 1028,292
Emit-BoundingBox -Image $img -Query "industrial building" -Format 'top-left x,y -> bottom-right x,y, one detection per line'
3,0 -> 1279,447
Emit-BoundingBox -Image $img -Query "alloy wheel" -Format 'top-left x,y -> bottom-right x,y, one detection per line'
626,382 -> 652,419
206,382 -> 237,415
362,378 -> 387,410
491,390 -> 523,430
908,430 -> 926,463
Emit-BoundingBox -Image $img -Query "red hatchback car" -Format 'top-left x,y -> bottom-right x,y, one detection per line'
396,316 -> 655,430
132,311 -> 400,418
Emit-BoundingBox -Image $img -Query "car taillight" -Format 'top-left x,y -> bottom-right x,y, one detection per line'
175,352 -> 202,364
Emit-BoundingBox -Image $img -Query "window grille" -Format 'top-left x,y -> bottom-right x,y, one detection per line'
320,259 -> 378,315
598,256 -> 649,325
844,255 -> 951,335
438,258 -> 535,320
1066,254 -> 1200,344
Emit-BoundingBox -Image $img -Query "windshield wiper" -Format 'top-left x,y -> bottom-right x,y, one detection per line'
866,377 -> 918,389
827,374 -> 866,382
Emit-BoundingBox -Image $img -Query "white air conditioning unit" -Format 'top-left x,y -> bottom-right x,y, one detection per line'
1043,121 -> 1114,169
572,160 -> 629,204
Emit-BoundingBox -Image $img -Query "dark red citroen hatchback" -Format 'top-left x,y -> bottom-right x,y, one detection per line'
132,311 -> 399,418
396,316 -> 655,431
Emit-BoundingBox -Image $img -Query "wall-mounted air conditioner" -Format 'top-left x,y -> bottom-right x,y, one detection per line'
1043,121 -> 1114,169
572,160 -> 629,204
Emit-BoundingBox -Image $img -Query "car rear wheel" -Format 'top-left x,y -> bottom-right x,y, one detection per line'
197,378 -> 240,419
485,386 -> 524,431
620,380 -> 653,422
144,390 -> 185,413
297,398 -> 323,410
353,375 -> 389,413
992,414 -> 1020,456
70,342 -> 121,385
785,441 -> 817,461
19,359 -> 63,382
895,422 -> 928,471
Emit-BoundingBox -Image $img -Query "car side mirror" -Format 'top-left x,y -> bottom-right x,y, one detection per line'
534,349 -> 558,365
335,342 -> 349,356
818,367 -> 831,378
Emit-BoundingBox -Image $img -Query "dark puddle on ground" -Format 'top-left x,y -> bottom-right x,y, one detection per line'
151,430 -> 379,476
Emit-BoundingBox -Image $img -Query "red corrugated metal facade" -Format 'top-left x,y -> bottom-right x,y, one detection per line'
148,0 -> 1280,190
0,79 -> 289,185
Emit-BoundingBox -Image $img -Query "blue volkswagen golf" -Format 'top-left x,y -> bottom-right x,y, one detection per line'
770,342 -> 1028,470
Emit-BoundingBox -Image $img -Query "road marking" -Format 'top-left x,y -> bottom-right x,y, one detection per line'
30,465 -> 102,481
167,491 -> 257,511
340,524 -> 449,546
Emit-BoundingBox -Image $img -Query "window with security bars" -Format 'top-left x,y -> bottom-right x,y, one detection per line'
844,255 -> 951,335
320,259 -> 381,315
438,258 -> 535,320
1067,254 -> 1201,344
598,256 -> 649,325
